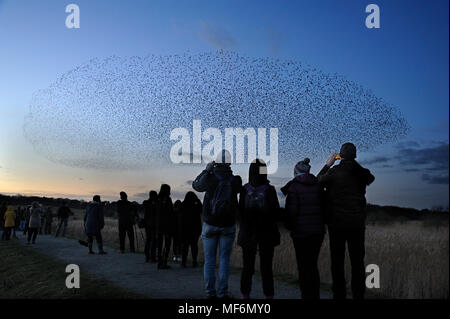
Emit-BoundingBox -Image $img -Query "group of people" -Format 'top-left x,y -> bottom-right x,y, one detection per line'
104,188 -> 203,270
0,201 -> 74,244
2,141 -> 374,300
191,142 -> 374,300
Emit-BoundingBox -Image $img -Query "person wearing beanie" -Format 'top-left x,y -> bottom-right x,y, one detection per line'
237,159 -> 280,299
282,158 -> 325,299
192,149 -> 242,299
317,142 -> 375,300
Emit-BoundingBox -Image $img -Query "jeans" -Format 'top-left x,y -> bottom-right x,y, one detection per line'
240,245 -> 275,297
328,227 -> 366,299
55,218 -> 68,237
119,224 -> 135,252
292,234 -> 324,299
201,222 -> 236,298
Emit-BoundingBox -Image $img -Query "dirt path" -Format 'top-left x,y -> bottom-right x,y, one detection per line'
16,232 -> 330,299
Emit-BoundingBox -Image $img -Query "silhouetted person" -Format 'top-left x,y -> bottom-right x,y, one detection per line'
238,159 -> 280,299
84,195 -> 106,254
180,191 -> 203,268
282,158 -> 325,299
28,202 -> 42,244
156,184 -> 174,269
3,206 -> 16,241
23,206 -> 31,236
172,200 -> 182,262
0,202 -> 7,240
55,202 -> 71,237
117,191 -> 137,253
142,190 -> 158,263
193,150 -> 242,299
44,207 -> 53,235
318,143 -> 375,299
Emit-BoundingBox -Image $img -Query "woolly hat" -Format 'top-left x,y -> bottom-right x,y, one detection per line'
294,158 -> 311,175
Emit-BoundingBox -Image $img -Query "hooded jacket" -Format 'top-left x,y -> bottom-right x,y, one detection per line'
317,159 -> 375,229
156,185 -> 174,234
29,206 -> 42,229
4,206 -> 16,228
192,164 -> 242,227
84,201 -> 105,235
180,192 -> 203,241
237,160 -> 280,248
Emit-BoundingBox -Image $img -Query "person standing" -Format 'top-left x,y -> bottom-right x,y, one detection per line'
28,202 -> 42,244
55,202 -> 71,237
156,184 -> 174,269
84,195 -> 106,254
3,206 -> 16,241
238,159 -> 280,299
172,200 -> 183,263
23,206 -> 31,236
44,207 -> 53,235
192,150 -> 242,299
0,202 -> 7,240
180,191 -> 203,268
318,143 -> 375,299
282,158 -> 325,299
117,191 -> 137,253
142,191 -> 158,263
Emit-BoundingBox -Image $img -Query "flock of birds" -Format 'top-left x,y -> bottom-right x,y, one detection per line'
23,50 -> 409,170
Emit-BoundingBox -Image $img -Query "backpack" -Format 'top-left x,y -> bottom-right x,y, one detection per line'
244,183 -> 269,211
210,172 -> 235,218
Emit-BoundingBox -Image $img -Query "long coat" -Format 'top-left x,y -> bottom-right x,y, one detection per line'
29,208 -> 42,229
84,202 -> 105,235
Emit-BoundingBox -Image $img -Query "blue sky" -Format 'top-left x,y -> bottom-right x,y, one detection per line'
0,0 -> 448,209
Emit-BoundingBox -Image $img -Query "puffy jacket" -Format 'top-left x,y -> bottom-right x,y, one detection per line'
4,206 -> 16,228
317,159 -> 375,229
29,207 -> 42,228
192,165 -> 242,227
237,182 -> 281,248
284,174 -> 325,237
84,201 -> 105,235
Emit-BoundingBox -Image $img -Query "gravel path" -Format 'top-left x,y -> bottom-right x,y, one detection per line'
16,232 -> 331,299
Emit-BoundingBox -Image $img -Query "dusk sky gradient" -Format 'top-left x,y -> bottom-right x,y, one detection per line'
0,0 -> 448,209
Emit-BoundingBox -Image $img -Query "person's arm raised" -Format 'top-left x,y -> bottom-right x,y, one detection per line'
192,162 -> 215,192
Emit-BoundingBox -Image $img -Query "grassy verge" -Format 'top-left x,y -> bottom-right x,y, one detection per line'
0,239 -> 144,299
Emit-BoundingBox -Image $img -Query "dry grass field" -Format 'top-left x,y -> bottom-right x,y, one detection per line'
64,208 -> 449,299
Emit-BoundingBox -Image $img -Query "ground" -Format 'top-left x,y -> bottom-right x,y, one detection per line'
3,232 -> 331,299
